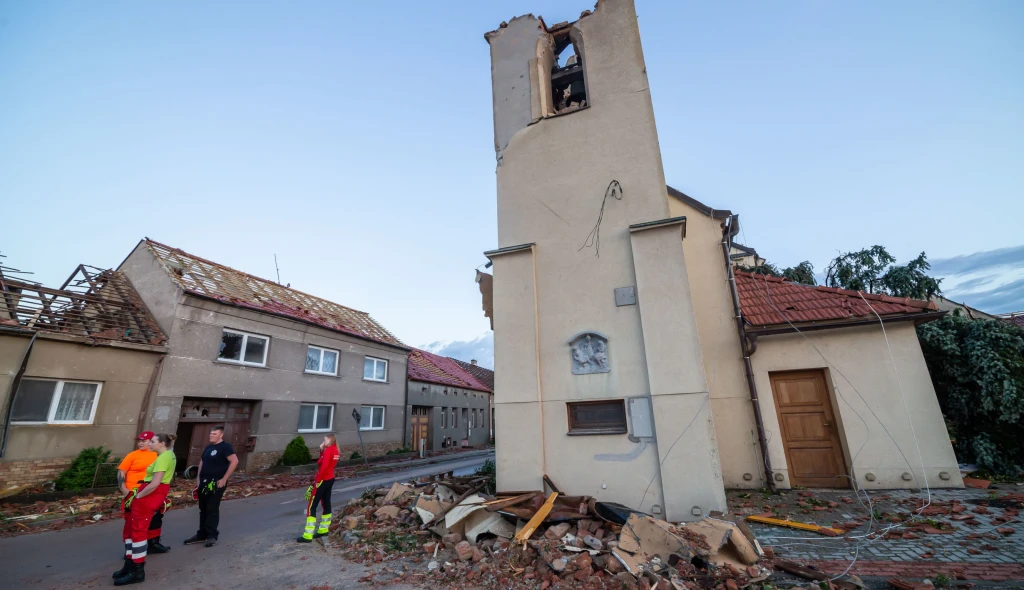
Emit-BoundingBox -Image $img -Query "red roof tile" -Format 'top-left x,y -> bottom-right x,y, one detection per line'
408,348 -> 493,393
143,239 -> 405,348
735,270 -> 939,328
450,358 -> 495,391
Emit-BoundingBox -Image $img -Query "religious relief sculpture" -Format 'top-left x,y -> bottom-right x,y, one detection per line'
569,332 -> 610,375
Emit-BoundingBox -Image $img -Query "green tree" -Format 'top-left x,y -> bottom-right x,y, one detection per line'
824,246 -> 942,299
917,316 -> 1024,475
738,260 -> 817,286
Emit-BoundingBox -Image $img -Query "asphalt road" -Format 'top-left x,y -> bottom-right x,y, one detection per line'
0,452 -> 493,589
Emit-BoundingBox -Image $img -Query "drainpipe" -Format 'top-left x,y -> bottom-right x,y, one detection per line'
721,215 -> 776,493
1,331 -> 38,459
402,355 -> 410,451
136,355 -> 165,436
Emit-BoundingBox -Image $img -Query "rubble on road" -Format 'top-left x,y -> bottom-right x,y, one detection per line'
330,476 -> 846,589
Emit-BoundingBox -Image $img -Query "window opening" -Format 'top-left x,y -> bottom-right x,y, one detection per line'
359,405 -> 386,430
567,399 -> 628,435
298,403 -> 334,432
551,33 -> 587,114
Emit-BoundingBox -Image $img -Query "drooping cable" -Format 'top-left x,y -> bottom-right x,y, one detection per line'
578,180 -> 623,257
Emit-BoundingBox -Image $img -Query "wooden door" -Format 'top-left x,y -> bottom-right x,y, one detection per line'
411,406 -> 430,452
769,370 -> 848,488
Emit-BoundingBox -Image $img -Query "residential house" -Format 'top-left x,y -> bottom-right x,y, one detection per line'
450,358 -> 495,439
482,0 -> 960,522
931,295 -> 997,320
0,265 -> 167,488
406,349 -> 492,452
118,239 -> 410,472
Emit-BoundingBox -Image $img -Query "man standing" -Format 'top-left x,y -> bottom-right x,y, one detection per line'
183,425 -> 238,548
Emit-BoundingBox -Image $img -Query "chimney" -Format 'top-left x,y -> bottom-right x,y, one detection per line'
470,359 -> 478,365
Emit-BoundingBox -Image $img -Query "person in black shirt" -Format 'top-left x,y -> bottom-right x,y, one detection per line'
183,425 -> 238,547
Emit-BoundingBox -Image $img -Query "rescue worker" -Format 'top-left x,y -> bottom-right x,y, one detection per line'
114,432 -> 172,574
114,433 -> 177,586
297,433 -> 340,543
183,425 -> 238,547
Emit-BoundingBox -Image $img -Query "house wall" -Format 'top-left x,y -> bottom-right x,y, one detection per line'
120,247 -> 409,469
486,0 -> 726,521
406,380 -> 491,450
666,197 -> 962,490
751,324 -> 963,490
0,333 -> 163,488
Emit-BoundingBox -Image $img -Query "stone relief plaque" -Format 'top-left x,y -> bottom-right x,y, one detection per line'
569,331 -> 610,375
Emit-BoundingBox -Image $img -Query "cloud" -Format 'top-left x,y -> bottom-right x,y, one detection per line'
420,332 -> 494,369
931,245 -> 1024,314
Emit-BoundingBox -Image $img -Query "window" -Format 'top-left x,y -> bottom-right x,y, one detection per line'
363,357 -> 388,382
11,379 -> 102,425
218,329 -> 269,367
452,408 -> 458,428
462,408 -> 468,427
298,403 -> 334,432
305,345 -> 338,376
470,409 -> 476,428
441,408 -> 447,428
359,405 -> 385,430
567,400 -> 628,435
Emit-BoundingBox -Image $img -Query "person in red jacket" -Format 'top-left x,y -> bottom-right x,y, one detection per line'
297,433 -> 340,542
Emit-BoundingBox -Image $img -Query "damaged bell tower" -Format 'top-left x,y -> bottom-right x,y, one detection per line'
484,0 -> 727,521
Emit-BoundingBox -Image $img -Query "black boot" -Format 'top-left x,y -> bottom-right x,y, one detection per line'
114,562 -> 145,586
112,557 -> 131,579
148,537 -> 171,554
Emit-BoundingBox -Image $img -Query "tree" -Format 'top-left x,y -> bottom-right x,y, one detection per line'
824,246 -> 942,299
782,261 -> 817,286
737,260 -> 817,286
55,446 -> 112,491
917,316 -> 1024,475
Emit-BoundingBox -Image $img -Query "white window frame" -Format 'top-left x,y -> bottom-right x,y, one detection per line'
10,379 -> 102,425
217,328 -> 270,367
363,357 -> 388,383
298,403 -> 334,433
359,405 -> 386,431
304,345 -> 339,376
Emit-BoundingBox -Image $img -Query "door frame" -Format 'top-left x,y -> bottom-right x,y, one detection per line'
768,369 -> 850,488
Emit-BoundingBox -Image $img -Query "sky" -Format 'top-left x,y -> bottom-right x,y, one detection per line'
1,1 -> 1021,369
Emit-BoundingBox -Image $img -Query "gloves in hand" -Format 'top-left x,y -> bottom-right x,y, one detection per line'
304,485 -> 313,502
123,488 -> 138,511
161,498 -> 172,514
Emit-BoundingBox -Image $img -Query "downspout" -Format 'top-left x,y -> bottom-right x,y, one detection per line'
136,355 -> 165,436
1,331 -> 38,459
721,215 -> 776,493
402,354 -> 410,451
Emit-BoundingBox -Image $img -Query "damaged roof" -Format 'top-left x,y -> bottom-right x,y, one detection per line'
0,265 -> 166,347
736,270 -> 941,329
142,239 -> 405,349
450,358 -> 495,391
408,348 -> 493,393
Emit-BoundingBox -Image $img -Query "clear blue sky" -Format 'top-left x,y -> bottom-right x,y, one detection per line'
2,1 -> 1021,365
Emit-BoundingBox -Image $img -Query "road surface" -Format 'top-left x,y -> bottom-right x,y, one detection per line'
0,452 -> 493,589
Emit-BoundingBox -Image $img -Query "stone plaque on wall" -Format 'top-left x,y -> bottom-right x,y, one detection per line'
569,332 -> 610,375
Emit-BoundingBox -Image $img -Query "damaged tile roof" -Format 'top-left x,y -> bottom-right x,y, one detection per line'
143,239 -> 405,348
408,348 -> 493,393
450,358 -> 495,391
735,270 -> 940,328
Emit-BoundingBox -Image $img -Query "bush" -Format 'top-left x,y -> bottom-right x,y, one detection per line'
279,436 -> 313,466
917,316 -> 1024,475
475,459 -> 496,494
54,446 -> 112,491
349,451 -> 363,460
386,447 -> 413,455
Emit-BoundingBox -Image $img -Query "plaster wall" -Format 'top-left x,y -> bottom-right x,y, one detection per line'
751,324 -> 963,490
0,334 -> 162,465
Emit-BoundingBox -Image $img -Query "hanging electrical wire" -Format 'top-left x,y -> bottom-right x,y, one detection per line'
578,180 -> 623,257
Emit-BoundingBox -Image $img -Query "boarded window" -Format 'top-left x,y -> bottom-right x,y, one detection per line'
566,400 -> 627,435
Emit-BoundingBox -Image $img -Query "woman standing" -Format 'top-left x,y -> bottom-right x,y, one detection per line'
115,433 -> 177,586
114,432 -> 157,579
297,434 -> 340,543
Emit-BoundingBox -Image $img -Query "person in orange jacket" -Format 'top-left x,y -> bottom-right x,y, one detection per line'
297,433 -> 340,542
113,433 -> 177,586
115,431 -> 172,563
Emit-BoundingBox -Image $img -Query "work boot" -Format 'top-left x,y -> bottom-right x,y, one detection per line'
114,562 -> 145,586
183,534 -> 206,545
296,536 -> 313,543
112,557 -> 132,579
313,513 -> 332,539
204,538 -> 217,548
148,537 -> 171,554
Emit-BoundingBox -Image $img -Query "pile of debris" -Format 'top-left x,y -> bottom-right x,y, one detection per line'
332,476 -> 776,589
